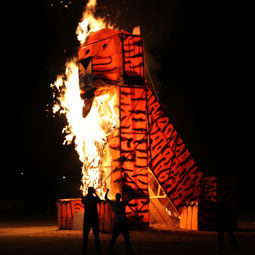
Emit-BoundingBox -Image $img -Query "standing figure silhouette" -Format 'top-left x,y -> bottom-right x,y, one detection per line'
215,198 -> 238,251
105,189 -> 133,254
82,187 -> 101,255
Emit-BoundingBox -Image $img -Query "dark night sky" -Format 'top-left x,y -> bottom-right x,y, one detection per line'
2,1 -> 252,212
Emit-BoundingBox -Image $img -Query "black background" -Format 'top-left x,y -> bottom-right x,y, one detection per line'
1,1 -> 252,214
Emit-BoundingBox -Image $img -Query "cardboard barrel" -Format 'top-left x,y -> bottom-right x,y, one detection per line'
180,201 -> 198,230
57,198 -> 114,233
57,198 -> 83,230
98,201 -> 114,233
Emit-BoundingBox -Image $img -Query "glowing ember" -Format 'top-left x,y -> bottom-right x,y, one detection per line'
51,0 -> 118,197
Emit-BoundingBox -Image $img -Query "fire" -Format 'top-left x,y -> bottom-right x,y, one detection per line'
51,0 -> 119,197
76,0 -> 113,44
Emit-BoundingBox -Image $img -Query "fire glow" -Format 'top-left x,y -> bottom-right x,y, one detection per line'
76,0 -> 114,44
51,0 -> 118,197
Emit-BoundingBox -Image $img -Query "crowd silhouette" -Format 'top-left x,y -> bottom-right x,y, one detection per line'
82,186 -> 239,254
82,187 -> 134,255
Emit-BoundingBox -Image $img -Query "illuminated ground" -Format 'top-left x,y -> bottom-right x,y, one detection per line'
0,216 -> 254,255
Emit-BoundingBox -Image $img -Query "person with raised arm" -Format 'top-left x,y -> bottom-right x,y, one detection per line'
105,189 -> 134,254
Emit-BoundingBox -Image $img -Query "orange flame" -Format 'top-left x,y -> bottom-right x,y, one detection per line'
76,0 -> 113,45
51,0 -> 119,197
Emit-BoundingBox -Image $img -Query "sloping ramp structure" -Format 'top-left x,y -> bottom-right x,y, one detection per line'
117,84 -> 203,221
146,86 -> 203,211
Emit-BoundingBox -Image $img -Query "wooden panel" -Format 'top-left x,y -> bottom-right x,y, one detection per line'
180,201 -> 198,230
123,34 -> 145,84
119,86 -> 149,225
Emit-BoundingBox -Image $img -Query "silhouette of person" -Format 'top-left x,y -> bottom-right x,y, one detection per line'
82,187 -> 101,255
105,189 -> 133,254
215,197 -> 238,251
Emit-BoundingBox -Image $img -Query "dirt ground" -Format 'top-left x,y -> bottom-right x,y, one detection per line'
0,216 -> 254,255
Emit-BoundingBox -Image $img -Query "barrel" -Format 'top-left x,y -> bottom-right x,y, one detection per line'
57,198 -> 114,233
98,201 -> 114,233
57,198 -> 83,230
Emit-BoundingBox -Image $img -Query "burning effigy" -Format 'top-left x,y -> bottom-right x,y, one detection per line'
51,0 -> 236,232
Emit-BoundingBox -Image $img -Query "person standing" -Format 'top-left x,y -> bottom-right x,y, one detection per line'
105,189 -> 133,254
215,197 -> 239,251
82,187 -> 101,255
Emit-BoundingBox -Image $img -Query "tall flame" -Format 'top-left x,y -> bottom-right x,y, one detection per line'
51,0 -> 118,197
76,0 -> 113,44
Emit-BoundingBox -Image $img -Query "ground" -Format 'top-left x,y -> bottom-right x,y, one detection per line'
0,215 -> 254,255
